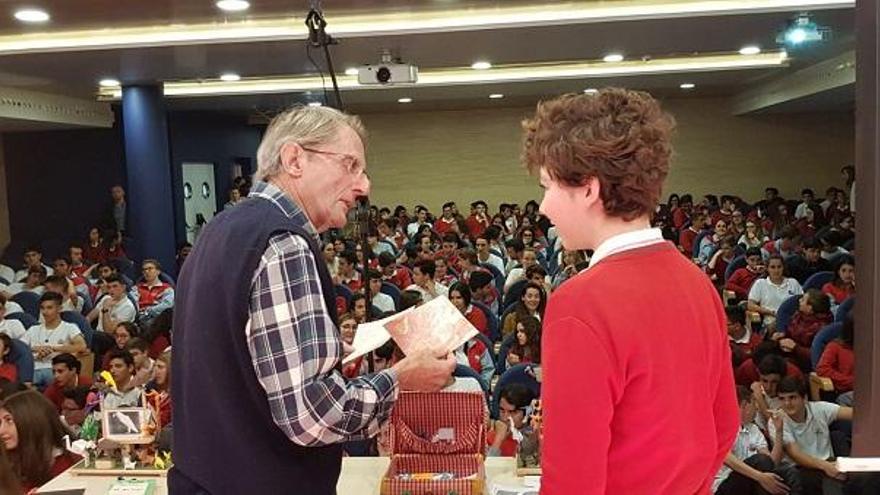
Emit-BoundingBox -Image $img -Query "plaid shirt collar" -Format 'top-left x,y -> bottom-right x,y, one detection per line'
248,180 -> 319,241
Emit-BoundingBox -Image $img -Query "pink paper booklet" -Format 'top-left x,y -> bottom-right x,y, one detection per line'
342,296 -> 478,364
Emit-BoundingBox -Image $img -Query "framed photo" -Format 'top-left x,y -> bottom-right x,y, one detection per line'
102,407 -> 155,444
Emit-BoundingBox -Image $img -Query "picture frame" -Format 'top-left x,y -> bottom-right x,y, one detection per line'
101,407 -> 155,444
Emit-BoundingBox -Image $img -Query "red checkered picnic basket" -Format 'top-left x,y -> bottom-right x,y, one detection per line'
381,391 -> 487,495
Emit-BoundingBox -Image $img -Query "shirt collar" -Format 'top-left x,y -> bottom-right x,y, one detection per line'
248,180 -> 318,239
589,228 -> 665,268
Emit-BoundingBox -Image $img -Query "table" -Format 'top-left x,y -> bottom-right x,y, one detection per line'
39,457 -> 524,494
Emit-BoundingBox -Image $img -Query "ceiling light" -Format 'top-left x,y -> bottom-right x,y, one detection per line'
13,8 -> 50,23
97,52 -> 787,100
489,93 -> 504,99
603,53 -> 624,63
397,97 -> 412,103
99,78 -> 121,87
216,0 -> 250,12
680,83 -> 696,89
344,67 -> 359,76
583,88 -> 599,94
308,101 -> 322,107
471,61 -> 492,70
739,45 -> 761,55
219,73 -> 241,82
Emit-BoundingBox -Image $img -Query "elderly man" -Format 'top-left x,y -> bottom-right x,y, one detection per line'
171,106 -> 455,495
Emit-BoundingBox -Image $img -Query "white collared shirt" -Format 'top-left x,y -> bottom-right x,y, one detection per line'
589,228 -> 666,269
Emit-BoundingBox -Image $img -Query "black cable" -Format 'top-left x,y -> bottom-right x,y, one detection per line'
305,42 -> 329,107
304,8 -> 344,109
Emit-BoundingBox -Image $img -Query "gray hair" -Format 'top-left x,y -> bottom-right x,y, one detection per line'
254,105 -> 366,182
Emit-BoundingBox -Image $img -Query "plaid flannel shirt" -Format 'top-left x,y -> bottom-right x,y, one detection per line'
246,181 -> 399,446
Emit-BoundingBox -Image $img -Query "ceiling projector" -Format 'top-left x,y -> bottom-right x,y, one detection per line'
356,52 -> 418,85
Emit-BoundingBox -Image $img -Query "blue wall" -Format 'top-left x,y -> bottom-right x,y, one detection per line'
2,110 -> 262,265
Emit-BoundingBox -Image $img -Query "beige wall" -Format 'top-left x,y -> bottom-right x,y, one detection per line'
361,97 -> 854,212
0,136 -> 9,252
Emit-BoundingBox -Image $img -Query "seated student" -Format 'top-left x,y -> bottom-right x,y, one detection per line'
145,350 -> 172,428
5,266 -> 46,297
449,282 -> 489,338
698,219 -> 729,266
83,227 -> 108,265
772,289 -> 832,372
0,295 -> 27,340
504,239 -> 525,275
142,309 -> 172,359
475,234 -> 505,275
725,305 -> 762,367
102,321 -> 139,370
22,292 -> 86,389
725,248 -> 766,302
456,248 -> 485,285
338,313 -> 365,379
487,383 -> 537,457
818,231 -> 849,261
12,246 -> 54,283
100,349 -> 143,409
501,282 -> 546,337
469,270 -> 500,315
43,353 -> 92,413
503,247 -> 540,293
525,265 -> 551,295
366,270 -> 395,314
51,256 -> 90,298
378,251 -> 412,290
398,289 -> 424,313
713,385 -> 799,495
465,200 -> 491,241
321,242 -> 339,279
748,255 -> 803,328
738,220 -> 770,250
433,257 -> 458,287
438,233 -> 461,265
457,333 -> 495,386
87,274 -> 136,333
551,249 -> 586,289
672,194 -> 693,230
735,342 -> 804,388
750,354 -> 790,430
67,244 -> 91,280
786,238 -> 832,285
0,335 -> 16,382
349,294 -> 368,324
821,255 -> 855,306
127,338 -> 155,388
434,202 -> 458,236
770,377 -> 879,495
406,259 -> 448,303
816,313 -> 854,394
131,259 -> 174,325
507,316 -> 541,367
60,386 -> 97,437
0,390 -> 80,492
42,275 -> 83,314
707,236 -> 737,287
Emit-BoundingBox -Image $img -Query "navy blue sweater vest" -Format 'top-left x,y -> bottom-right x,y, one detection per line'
170,197 -> 342,494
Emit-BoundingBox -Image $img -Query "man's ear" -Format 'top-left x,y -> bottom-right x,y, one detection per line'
580,176 -> 601,209
279,142 -> 305,178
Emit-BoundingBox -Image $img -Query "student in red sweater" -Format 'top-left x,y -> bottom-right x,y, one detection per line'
507,316 -> 541,367
724,247 -> 765,301
448,283 -> 489,338
0,390 -> 80,493
821,254 -> 855,305
43,353 -> 92,413
771,289 -> 832,371
725,305 -> 762,367
816,314 -> 854,393
521,89 -> 738,495
0,335 -> 16,383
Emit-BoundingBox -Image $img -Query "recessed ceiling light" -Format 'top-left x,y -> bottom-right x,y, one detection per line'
308,101 -> 322,107
603,53 -> 624,63
99,78 -> 121,87
219,73 -> 241,82
739,45 -> 761,55
583,88 -> 599,94
344,67 -> 359,76
398,97 -> 412,103
471,61 -> 492,70
680,83 -> 696,89
14,8 -> 50,23
489,93 -> 504,99
216,0 -> 250,12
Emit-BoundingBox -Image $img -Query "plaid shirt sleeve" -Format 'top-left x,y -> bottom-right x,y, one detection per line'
247,232 -> 399,447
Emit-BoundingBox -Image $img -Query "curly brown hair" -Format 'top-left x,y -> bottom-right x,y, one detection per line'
521,88 -> 676,221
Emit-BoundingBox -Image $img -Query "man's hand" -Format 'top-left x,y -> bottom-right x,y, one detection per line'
751,381 -> 765,397
393,351 -> 456,392
507,353 -> 521,365
823,461 -> 847,481
779,338 -> 797,353
755,472 -> 789,495
492,419 -> 510,446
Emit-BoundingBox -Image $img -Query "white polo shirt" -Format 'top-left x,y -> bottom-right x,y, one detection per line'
748,277 -> 803,313
22,321 -> 82,370
0,318 -> 27,340
405,282 -> 449,303
769,401 -> 840,462
713,422 -> 768,492
95,295 -> 137,332
371,292 -> 396,314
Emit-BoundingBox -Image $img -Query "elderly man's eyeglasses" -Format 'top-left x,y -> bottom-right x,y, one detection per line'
301,146 -> 365,177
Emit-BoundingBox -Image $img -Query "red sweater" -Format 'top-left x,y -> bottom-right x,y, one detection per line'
464,305 -> 489,338
725,267 -> 761,300
44,375 -> 93,412
540,243 -> 738,495
679,228 -> 699,254
786,311 -> 832,370
0,363 -> 17,382
816,341 -> 854,392
822,282 -> 854,305
734,358 -> 803,387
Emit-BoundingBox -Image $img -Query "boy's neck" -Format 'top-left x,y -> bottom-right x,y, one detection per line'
45,318 -> 61,328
